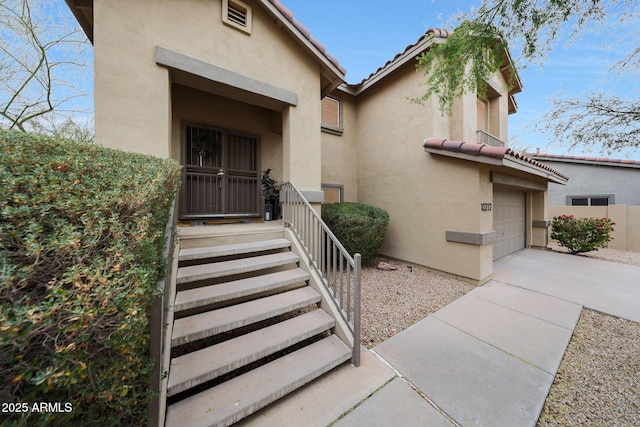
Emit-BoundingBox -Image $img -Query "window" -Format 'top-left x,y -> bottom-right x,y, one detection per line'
222,0 -> 252,34
477,98 -> 489,133
322,184 -> 343,203
321,96 -> 342,134
567,195 -> 614,206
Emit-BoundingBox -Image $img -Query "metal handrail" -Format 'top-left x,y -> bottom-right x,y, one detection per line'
281,182 -> 361,367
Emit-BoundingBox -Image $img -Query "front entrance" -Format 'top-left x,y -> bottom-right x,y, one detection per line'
181,122 -> 260,219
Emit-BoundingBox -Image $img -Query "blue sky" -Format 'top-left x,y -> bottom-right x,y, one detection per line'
283,0 -> 640,158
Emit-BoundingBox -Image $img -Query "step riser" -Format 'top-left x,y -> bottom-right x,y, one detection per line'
174,269 -> 310,314
171,288 -> 321,347
176,265 -> 301,292
168,310 -> 336,396
179,238 -> 292,264
176,252 -> 300,285
178,230 -> 286,250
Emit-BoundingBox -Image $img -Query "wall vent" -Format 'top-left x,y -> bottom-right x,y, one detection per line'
223,0 -> 252,34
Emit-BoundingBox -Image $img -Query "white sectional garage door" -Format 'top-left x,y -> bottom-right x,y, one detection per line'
493,187 -> 526,260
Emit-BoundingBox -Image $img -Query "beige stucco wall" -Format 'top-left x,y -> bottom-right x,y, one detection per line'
354,61 -> 495,282
321,94 -> 358,202
93,0 -> 325,191
548,205 -> 640,252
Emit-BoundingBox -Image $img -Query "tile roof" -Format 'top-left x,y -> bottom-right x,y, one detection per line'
267,0 -> 346,75
423,138 -> 570,181
530,152 -> 640,168
353,28 -> 450,86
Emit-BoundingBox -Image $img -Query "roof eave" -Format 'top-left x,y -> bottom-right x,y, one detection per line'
260,0 -> 346,92
353,34 -> 440,95
503,157 -> 568,184
65,0 -> 94,44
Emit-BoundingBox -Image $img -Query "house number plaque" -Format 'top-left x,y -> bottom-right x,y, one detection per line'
481,203 -> 492,212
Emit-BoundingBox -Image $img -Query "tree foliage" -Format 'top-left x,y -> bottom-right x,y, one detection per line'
543,93 -> 640,152
418,0 -> 639,152
0,0 -> 91,133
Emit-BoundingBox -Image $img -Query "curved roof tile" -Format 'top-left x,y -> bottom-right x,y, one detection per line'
531,152 -> 640,167
423,138 -> 569,180
353,28 -> 451,86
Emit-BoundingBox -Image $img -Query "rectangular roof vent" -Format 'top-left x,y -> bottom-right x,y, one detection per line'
223,0 -> 252,35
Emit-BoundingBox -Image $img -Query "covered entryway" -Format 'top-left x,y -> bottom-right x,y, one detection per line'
181,122 -> 260,219
493,187 -> 526,260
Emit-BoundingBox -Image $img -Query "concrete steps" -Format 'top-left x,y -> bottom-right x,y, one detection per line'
174,268 -> 309,313
165,235 -> 351,426
171,287 -> 321,347
166,335 -> 351,427
168,309 -> 336,396
178,238 -> 292,263
176,251 -> 299,285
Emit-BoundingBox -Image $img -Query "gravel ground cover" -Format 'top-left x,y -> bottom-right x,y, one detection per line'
359,258 -> 475,348
537,309 -> 640,426
539,244 -> 640,426
548,242 -> 640,266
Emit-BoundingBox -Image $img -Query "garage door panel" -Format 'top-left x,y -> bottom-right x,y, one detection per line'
493,188 -> 525,260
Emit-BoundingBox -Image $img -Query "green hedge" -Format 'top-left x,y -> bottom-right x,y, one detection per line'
321,202 -> 389,262
0,130 -> 181,426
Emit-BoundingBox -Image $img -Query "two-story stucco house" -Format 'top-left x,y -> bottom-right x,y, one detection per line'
65,1 -> 568,424
66,0 -> 567,284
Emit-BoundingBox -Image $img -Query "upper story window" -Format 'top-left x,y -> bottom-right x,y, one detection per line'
477,83 -> 505,147
321,96 -> 343,135
222,0 -> 252,35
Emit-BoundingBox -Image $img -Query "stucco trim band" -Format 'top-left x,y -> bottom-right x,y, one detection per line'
532,220 -> 551,228
446,230 -> 497,246
301,190 -> 324,203
155,47 -> 298,111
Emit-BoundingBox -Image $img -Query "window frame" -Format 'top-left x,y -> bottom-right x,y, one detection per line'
321,183 -> 344,203
321,96 -> 343,135
567,194 -> 615,206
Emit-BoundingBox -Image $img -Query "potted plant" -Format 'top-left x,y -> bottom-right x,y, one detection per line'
261,169 -> 280,220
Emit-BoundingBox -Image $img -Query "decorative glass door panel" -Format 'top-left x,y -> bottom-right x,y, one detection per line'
182,123 -> 260,218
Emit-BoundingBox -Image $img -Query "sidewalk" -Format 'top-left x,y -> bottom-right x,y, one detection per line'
366,280 -> 581,426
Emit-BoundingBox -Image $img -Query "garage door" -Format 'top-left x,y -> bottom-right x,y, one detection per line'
493,187 -> 525,260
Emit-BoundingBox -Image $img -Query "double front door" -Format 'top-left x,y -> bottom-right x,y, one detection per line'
181,123 -> 260,219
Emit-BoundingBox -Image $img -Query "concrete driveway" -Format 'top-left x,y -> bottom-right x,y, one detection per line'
493,248 -> 640,323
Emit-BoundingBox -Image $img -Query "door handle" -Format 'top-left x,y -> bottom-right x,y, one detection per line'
217,169 -> 224,189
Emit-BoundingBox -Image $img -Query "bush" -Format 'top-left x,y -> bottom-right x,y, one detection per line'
551,214 -> 615,254
0,129 -> 181,426
321,202 -> 389,261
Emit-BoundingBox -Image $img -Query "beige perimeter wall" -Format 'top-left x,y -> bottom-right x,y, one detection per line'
548,205 -> 640,252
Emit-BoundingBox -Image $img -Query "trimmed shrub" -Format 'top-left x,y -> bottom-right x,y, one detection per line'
0,129 -> 181,426
321,202 -> 389,261
551,214 -> 615,254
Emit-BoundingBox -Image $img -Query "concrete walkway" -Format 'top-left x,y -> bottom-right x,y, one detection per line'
242,249 -> 640,426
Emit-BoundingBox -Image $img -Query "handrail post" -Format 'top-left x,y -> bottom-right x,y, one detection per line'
352,253 -> 361,367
